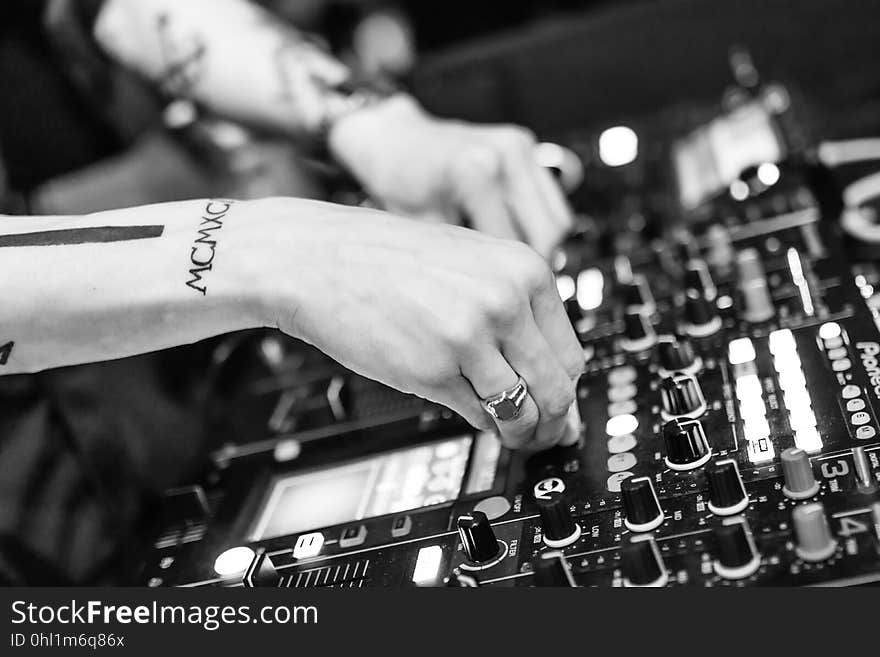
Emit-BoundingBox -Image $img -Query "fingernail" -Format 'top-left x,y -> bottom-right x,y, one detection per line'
559,402 -> 583,446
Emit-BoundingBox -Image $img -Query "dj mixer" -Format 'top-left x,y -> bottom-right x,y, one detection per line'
133,65 -> 880,588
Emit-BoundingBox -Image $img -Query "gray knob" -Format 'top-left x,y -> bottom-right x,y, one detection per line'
792,503 -> 837,562
781,448 -> 819,500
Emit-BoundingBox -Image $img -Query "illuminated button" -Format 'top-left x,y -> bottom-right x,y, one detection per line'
827,347 -> 848,361
608,384 -> 637,403
847,399 -> 867,413
412,545 -> 443,584
728,338 -> 757,365
608,400 -> 638,416
819,322 -> 842,340
735,374 -> 763,400
777,369 -> 806,391
851,412 -> 871,426
768,329 -> 797,355
607,366 -> 637,385
607,434 -> 638,454
842,385 -> 862,400
832,358 -> 852,372
607,471 -> 634,493
608,452 -> 638,473
577,268 -> 605,311
824,336 -> 844,350
213,546 -> 255,577
473,497 -> 511,522
737,249 -> 775,323
856,426 -> 877,440
606,414 -> 639,437
795,427 -> 823,453
599,125 -> 638,167
391,515 -> 413,538
556,274 -> 576,301
743,416 -> 771,441
293,532 -> 325,559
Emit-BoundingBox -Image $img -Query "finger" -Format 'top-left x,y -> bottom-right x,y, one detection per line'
460,348 -> 542,450
500,315 -> 577,450
534,164 -> 575,234
437,377 -> 495,432
529,265 -> 585,383
451,147 -> 520,241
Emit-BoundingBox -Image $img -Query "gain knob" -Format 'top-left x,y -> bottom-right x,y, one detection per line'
662,418 -> 712,471
531,551 -> 578,587
781,447 -> 820,500
792,503 -> 837,562
621,476 -> 665,532
621,310 -> 657,353
682,290 -> 722,338
457,511 -> 504,566
656,335 -> 701,377
621,535 -> 668,587
713,516 -> 762,579
660,373 -> 707,420
535,488 -> 582,548
706,458 -> 749,515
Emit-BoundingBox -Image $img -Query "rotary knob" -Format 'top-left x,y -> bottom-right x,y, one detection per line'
713,517 -> 762,579
531,550 -> 577,587
662,418 -> 712,471
656,335 -> 701,377
683,260 -> 717,302
621,310 -> 657,353
621,277 -> 655,313
444,568 -> 480,587
682,290 -> 722,338
535,489 -> 582,548
621,476 -> 664,532
621,535 -> 668,587
792,503 -> 837,562
781,447 -> 820,500
706,458 -> 749,515
660,373 -> 707,420
457,511 -> 503,565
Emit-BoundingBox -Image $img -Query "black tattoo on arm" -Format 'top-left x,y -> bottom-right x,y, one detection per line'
185,200 -> 235,295
0,225 -> 164,248
0,341 -> 13,366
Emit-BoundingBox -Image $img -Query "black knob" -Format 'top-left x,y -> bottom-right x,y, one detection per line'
621,311 -> 656,352
662,418 -> 712,471
243,550 -> 280,587
457,511 -> 502,564
621,277 -> 654,312
536,490 -> 582,548
682,291 -> 721,337
683,260 -> 717,301
660,374 -> 707,419
621,535 -> 668,587
713,517 -> 761,579
656,335 -> 700,376
445,568 -> 480,587
531,551 -> 577,587
621,476 -> 664,532
706,459 -> 749,515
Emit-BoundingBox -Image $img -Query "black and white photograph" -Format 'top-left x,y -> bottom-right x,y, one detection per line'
2,0 -> 880,636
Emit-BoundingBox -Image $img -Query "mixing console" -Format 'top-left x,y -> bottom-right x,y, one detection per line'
133,73 -> 880,588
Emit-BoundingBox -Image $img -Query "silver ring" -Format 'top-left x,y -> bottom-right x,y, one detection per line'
482,376 -> 528,422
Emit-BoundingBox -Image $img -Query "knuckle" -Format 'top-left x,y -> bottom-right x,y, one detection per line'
509,245 -> 553,291
453,145 -> 502,184
497,124 -> 537,149
481,285 -> 524,327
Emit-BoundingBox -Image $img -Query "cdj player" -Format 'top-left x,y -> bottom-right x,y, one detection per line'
133,62 -> 880,588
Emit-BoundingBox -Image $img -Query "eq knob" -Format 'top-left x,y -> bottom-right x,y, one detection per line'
621,277 -> 655,313
792,503 -> 838,562
621,476 -> 664,532
683,260 -> 717,302
682,290 -> 722,338
713,517 -> 762,579
706,459 -> 749,515
536,490 -> 582,548
621,535 -> 668,587
781,447 -> 820,500
457,511 -> 503,565
662,418 -> 712,471
531,551 -> 578,587
656,335 -> 701,377
660,374 -> 707,420
621,310 -> 657,353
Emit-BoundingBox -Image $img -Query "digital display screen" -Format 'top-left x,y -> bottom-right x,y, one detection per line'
674,101 -> 784,209
250,433 -> 501,540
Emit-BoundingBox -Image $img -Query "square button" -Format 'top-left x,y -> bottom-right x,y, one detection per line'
339,525 -> 367,548
391,515 -> 412,538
